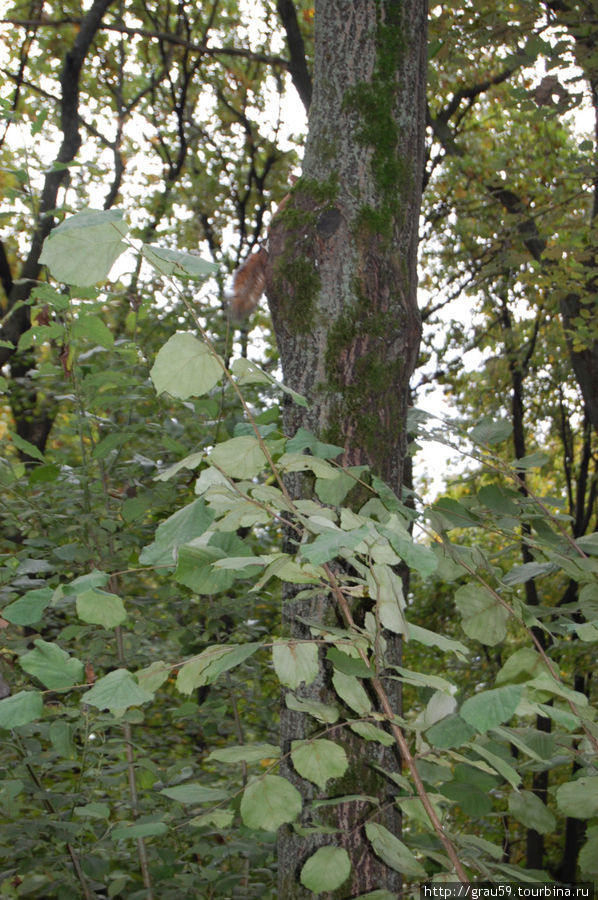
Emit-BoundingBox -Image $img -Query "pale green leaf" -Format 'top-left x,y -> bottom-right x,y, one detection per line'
19,640 -> 83,690
76,588 -> 126,628
471,418 -> 512,445
189,809 -> 234,829
272,640 -> 319,689
209,436 -> 267,479
176,644 -> 260,694
495,648 -> 543,685
291,740 -> 348,790
2,588 -> 53,625
365,823 -> 426,877
503,562 -> 557,585
154,451 -> 204,482
454,583 -> 508,645
349,722 -> 395,746
39,209 -> 127,286
0,691 -> 43,729
72,314 -> 114,348
367,563 -> 406,634
208,743 -> 280,764
240,775 -> 302,830
139,498 -> 214,566
231,358 -> 308,407
332,670 -> 372,715
460,685 -> 523,733
508,790 -> 556,834
426,714 -> 476,749
8,430 -> 46,462
408,623 -> 469,659
136,661 -> 171,693
579,827 -> 598,876
150,333 -> 223,400
142,243 -> 217,280
112,822 -> 168,840
83,669 -> 154,711
160,784 -> 227,804
278,451 -> 338,479
285,693 -> 339,723
469,743 -> 521,789
73,802 -> 110,819
556,777 -> 598,818
300,847 -> 351,892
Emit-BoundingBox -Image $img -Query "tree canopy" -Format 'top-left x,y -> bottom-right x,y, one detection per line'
0,1 -> 597,898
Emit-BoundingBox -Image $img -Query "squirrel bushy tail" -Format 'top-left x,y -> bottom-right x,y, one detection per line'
226,246 -> 268,320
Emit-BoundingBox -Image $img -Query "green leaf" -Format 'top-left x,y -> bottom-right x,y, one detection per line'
139,498 -> 214,566
512,451 -> 549,470
150,333 -> 223,400
556,777 -> 598,818
408,623 -> 469,659
0,691 -> 43,729
39,209 -> 127,286
460,685 -> 523,733
508,790 -> 556,834
111,822 -> 168,840
301,524 -> 370,565
160,784 -> 228,804
209,435 -> 267,479
72,314 -> 114,348
471,417 -> 512,445
332,670 -> 372,715
73,802 -> 110,819
426,714 -> 476,749
454,583 -> 508,645
240,775 -> 302,830
503,561 -> 557,585
350,722 -> 395,746
366,563 -> 406,634
440,782 -> 493,817
495,648 -> 543,685
83,669 -> 154,711
285,693 -> 339,723
477,484 -> 519,516
272,640 -> 319,689
189,809 -> 234,829
470,743 -> 521,789
208,743 -> 281,764
291,740 -> 348,790
135,661 -> 171,693
300,847 -> 351,892
19,640 -> 84,690
76,588 -> 126,628
286,427 -> 343,459
176,644 -> 260,694
579,827 -> 598,876
7,430 -> 46,462
231,358 -> 308,407
2,588 -> 53,625
365,823 -> 426,877
327,647 -> 372,678
141,244 -> 218,280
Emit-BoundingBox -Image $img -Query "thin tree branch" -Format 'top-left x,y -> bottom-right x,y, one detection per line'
276,0 -> 312,111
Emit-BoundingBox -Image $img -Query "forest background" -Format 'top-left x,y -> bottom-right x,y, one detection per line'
0,1 -> 598,898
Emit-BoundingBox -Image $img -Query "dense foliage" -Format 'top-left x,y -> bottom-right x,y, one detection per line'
0,1 -> 597,898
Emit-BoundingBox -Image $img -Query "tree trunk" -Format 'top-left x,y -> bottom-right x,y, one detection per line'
266,1 -> 427,894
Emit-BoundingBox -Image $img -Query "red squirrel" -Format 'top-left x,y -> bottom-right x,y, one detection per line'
226,178 -> 297,320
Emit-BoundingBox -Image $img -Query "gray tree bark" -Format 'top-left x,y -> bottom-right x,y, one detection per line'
265,1 -> 427,895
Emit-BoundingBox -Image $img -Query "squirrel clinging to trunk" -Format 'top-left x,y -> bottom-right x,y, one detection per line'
226,177 -> 297,320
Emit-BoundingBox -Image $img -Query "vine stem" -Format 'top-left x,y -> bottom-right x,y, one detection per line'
323,562 -> 471,884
